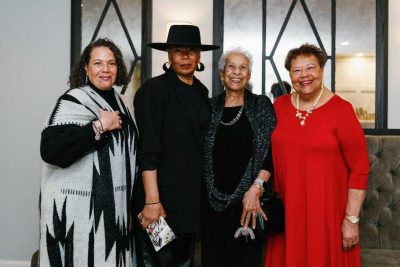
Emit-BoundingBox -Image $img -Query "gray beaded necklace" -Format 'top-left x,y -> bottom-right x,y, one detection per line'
220,105 -> 244,126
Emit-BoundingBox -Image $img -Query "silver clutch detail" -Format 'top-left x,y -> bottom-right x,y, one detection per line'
146,216 -> 176,251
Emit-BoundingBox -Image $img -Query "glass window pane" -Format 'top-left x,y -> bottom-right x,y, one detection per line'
265,60 -> 292,101
324,59 -> 332,91
265,0 -> 293,55
336,0 -> 376,128
82,0 -> 107,47
116,0 -> 142,54
307,0 -> 332,54
265,0 -> 332,100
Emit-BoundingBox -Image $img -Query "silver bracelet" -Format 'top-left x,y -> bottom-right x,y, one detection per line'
92,121 -> 103,141
254,177 -> 265,186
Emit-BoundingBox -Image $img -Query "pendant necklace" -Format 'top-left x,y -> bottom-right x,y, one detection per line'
295,87 -> 324,126
220,105 -> 244,126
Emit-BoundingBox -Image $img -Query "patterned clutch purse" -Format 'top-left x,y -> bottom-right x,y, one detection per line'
146,216 -> 176,252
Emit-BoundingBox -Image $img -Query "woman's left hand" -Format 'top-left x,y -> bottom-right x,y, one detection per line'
240,185 -> 267,229
341,218 -> 360,250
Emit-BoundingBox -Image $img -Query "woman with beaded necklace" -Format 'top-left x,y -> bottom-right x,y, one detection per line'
202,47 -> 275,267
264,43 -> 370,267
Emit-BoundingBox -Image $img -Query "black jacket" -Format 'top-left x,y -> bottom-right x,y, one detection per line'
133,69 -> 211,233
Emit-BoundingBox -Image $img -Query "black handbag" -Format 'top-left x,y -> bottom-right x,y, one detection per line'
256,185 -> 285,236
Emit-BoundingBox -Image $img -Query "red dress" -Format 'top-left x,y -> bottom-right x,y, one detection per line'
265,94 -> 369,267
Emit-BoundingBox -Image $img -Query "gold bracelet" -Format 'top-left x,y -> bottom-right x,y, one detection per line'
253,182 -> 264,194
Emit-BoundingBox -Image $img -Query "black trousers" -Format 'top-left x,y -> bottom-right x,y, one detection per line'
134,230 -> 196,267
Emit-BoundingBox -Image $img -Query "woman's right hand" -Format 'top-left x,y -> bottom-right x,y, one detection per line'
241,185 -> 266,229
98,110 -> 122,131
138,203 -> 166,229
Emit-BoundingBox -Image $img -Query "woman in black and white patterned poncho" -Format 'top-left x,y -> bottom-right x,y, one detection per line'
40,38 -> 137,266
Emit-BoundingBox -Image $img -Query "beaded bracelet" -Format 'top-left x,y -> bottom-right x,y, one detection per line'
98,119 -> 104,132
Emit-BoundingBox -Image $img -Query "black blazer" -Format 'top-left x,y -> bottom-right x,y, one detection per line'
133,69 -> 211,233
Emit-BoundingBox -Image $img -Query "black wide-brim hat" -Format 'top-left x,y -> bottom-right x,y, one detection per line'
148,25 -> 220,51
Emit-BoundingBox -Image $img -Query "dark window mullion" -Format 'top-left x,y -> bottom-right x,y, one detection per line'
212,0 -> 225,96
121,59 -> 138,94
142,0 -> 152,84
111,0 -> 138,59
270,0 -> 298,58
71,0 -> 82,72
299,0 -> 326,53
270,59 -> 284,93
91,0 -> 112,42
262,0 -> 266,95
331,0 -> 336,92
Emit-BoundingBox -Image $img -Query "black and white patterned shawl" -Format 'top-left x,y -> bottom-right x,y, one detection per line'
204,89 -> 275,212
40,86 -> 137,267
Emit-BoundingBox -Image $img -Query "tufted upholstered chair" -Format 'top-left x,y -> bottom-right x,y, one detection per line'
360,136 -> 400,267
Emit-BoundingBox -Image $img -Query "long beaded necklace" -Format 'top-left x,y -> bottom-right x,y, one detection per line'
295,87 -> 324,126
220,105 -> 244,126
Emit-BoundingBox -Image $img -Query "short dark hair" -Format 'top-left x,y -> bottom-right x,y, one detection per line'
284,43 -> 327,71
271,81 -> 291,99
69,38 -> 130,88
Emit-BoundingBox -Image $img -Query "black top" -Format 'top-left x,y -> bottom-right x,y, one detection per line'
40,83 -> 122,168
204,106 -> 272,227
88,80 -> 120,111
214,106 -> 272,193
133,69 -> 212,233
139,72 -> 211,172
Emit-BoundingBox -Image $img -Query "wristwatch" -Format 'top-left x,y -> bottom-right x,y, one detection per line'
345,215 -> 360,224
254,177 -> 265,187
253,178 -> 265,194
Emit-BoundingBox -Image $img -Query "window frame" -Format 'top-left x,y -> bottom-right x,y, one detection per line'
70,0 -> 152,93
212,0 -> 399,134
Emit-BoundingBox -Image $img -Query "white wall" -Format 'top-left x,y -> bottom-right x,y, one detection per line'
0,0 -> 70,264
151,0 -> 214,92
336,56 -> 376,113
388,0 -> 400,128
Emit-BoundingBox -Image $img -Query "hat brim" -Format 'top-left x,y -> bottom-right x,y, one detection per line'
148,42 -> 220,51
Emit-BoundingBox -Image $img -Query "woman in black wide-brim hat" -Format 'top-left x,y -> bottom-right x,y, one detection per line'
133,25 -> 219,267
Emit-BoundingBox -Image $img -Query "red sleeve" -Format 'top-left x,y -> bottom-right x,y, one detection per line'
336,100 -> 370,189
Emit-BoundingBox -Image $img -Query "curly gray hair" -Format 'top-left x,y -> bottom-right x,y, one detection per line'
218,47 -> 254,73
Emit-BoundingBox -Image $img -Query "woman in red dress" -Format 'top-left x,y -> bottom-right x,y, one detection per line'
265,44 -> 370,267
